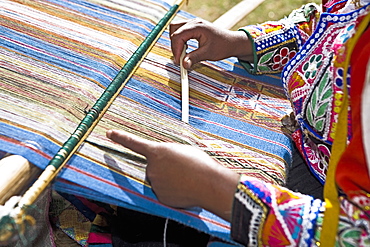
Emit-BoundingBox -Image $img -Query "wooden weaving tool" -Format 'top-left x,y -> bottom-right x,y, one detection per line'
180,45 -> 189,123
0,155 -> 41,206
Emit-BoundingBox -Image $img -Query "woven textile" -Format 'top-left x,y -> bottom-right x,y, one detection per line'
0,0 -> 293,243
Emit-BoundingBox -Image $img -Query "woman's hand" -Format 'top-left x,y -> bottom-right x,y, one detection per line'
106,129 -> 239,221
170,19 -> 253,69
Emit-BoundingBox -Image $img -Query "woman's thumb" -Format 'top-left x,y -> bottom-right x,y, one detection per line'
184,46 -> 209,69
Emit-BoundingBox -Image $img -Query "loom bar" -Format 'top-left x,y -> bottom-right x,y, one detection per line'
0,155 -> 41,206
213,0 -> 265,30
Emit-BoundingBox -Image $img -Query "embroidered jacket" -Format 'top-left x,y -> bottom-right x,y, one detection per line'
231,1 -> 370,246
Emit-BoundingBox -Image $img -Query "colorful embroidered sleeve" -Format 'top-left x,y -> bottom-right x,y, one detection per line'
238,3 -> 320,74
230,176 -> 370,246
230,176 -> 323,246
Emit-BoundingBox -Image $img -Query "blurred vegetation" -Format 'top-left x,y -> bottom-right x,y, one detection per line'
183,0 -> 321,30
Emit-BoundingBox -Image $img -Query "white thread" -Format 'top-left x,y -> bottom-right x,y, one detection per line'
163,218 -> 169,246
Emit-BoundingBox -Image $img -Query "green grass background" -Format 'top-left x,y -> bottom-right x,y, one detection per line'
182,0 -> 321,30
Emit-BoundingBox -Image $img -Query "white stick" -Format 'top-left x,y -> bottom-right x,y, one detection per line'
180,45 -> 189,123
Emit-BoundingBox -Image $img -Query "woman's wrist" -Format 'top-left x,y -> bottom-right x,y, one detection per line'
229,30 -> 253,62
198,165 -> 240,222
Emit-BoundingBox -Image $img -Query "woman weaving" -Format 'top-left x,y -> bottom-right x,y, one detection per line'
107,0 -> 370,245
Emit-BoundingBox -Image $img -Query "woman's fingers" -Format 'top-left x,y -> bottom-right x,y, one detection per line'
170,19 -> 210,66
106,129 -> 156,157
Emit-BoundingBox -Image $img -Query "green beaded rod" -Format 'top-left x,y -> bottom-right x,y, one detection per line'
16,0 -> 186,209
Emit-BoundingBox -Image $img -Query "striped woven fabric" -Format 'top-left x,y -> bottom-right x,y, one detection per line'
0,0 -> 293,243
